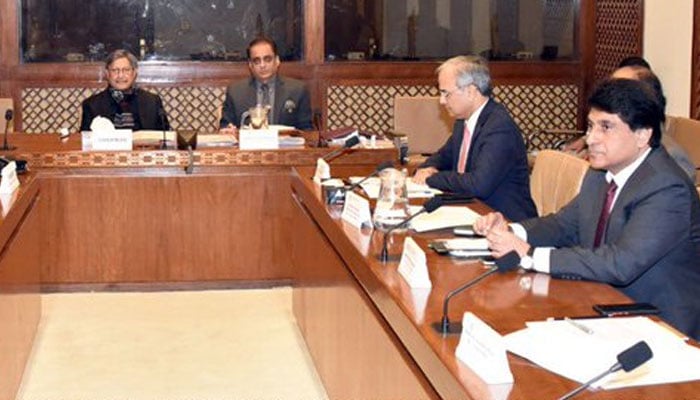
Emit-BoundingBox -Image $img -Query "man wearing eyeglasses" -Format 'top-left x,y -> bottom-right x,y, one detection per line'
413,55 -> 537,221
80,49 -> 169,131
220,36 -> 313,133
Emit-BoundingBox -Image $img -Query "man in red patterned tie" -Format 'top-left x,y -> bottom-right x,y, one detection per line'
413,55 -> 536,221
475,79 -> 700,341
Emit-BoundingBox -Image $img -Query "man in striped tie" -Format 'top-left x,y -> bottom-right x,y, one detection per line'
413,55 -> 536,222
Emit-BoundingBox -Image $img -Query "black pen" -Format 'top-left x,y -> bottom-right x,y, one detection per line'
548,315 -> 605,320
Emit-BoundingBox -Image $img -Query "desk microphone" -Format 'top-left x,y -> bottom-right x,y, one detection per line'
379,196 -> 444,263
158,109 -> 168,150
327,160 -> 394,204
3,109 -> 16,151
321,136 -> 360,162
558,341 -> 653,400
432,251 -> 520,334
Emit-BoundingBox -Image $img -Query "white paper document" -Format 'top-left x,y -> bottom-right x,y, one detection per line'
348,176 -> 442,198
408,205 -> 481,233
504,316 -> 700,389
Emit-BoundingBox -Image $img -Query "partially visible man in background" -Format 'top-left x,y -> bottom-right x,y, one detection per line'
220,36 -> 313,133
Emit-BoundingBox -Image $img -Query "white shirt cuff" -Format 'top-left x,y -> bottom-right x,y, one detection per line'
509,223 -> 552,273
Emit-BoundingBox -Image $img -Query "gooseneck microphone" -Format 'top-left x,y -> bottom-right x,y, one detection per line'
558,341 -> 653,400
158,109 -> 168,150
322,136 -> 360,162
3,109 -> 16,151
327,160 -> 394,204
379,196 -> 444,263
346,160 -> 395,192
432,251 -> 520,334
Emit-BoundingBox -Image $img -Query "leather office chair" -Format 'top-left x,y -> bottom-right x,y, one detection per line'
0,98 -> 13,134
530,149 -> 590,216
393,96 -> 451,165
665,116 -> 700,168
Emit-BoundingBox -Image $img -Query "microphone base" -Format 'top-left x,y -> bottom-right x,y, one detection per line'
159,140 -> 168,150
1,145 -> 16,151
376,252 -> 400,263
431,321 -> 463,335
323,186 -> 347,205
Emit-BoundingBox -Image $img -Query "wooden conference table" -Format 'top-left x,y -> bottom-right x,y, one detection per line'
1,132 -> 698,399
290,165 -> 700,400
0,132 -> 395,400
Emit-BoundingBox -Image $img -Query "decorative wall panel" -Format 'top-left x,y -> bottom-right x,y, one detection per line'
21,86 -> 225,133
594,0 -> 644,82
326,83 -> 579,140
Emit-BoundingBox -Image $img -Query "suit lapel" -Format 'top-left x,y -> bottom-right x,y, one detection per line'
272,77 -> 285,124
465,99 -> 493,171
583,172 -> 609,246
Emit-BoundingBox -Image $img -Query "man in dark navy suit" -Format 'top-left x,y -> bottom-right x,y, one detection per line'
413,55 -> 537,222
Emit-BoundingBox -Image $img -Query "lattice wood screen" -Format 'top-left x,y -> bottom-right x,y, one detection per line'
21,86 -> 225,133
594,0 -> 644,83
326,83 -> 579,138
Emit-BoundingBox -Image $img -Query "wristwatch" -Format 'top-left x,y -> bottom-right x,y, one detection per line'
520,246 -> 535,270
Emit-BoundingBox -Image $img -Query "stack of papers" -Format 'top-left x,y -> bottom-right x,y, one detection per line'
409,205 -> 480,232
133,130 -> 176,147
433,237 -> 491,258
197,134 -> 237,148
504,317 -> 700,389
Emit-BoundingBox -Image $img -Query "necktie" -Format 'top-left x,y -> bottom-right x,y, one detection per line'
260,83 -> 270,107
593,180 -> 618,247
457,123 -> 471,174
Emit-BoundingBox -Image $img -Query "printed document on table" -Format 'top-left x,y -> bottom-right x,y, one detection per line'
348,176 -> 442,199
504,316 -> 700,389
408,205 -> 480,232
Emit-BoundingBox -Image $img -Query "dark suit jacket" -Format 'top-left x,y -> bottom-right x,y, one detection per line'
521,147 -> 700,340
420,99 -> 537,222
80,88 -> 169,131
220,76 -> 313,130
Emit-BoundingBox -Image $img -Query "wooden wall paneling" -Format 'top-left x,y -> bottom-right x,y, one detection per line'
2,1 -> 601,133
594,0 -> 644,83
692,0 -> 700,119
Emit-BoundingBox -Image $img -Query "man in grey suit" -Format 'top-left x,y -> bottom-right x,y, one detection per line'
220,36 -> 313,133
475,79 -> 700,340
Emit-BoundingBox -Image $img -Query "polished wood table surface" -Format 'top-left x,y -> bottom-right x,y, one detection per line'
290,165 -> 700,400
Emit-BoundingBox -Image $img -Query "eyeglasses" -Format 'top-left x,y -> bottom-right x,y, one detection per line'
439,86 -> 463,99
250,55 -> 275,66
108,67 -> 134,75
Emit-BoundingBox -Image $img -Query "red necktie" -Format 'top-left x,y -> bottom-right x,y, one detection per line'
593,180 -> 618,248
457,123 -> 471,174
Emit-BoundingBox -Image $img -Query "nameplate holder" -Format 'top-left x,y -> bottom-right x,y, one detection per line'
313,158 -> 331,184
398,237 -> 432,288
341,191 -> 372,229
455,312 -> 513,384
239,128 -> 279,150
82,129 -> 133,151
0,161 -> 20,194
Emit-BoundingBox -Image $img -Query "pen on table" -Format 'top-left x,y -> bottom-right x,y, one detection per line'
550,315 -> 603,320
564,317 -> 594,335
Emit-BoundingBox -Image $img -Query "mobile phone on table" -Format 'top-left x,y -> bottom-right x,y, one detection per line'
592,302 -> 660,317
